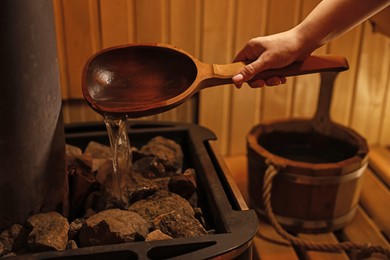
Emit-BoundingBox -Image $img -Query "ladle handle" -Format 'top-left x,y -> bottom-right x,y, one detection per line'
212,55 -> 349,83
312,71 -> 339,135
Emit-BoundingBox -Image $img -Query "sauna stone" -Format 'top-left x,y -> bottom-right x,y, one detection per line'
145,229 -> 173,241
87,171 -> 170,211
83,191 -> 107,213
92,158 -> 108,173
84,209 -> 97,219
66,240 -> 78,250
0,224 -> 28,255
153,210 -> 208,238
124,171 -> 162,199
27,212 -> 69,251
95,159 -> 113,185
152,176 -> 171,191
102,171 -> 160,208
194,207 -> 207,228
132,156 -> 168,178
139,136 -> 183,173
67,153 -> 93,179
65,144 -> 82,157
128,190 -> 195,223
168,168 -> 197,199
78,209 -> 151,247
67,153 -> 95,215
84,141 -> 112,159
68,218 -> 86,241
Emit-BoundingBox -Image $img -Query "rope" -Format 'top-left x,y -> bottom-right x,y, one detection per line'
262,160 -> 390,259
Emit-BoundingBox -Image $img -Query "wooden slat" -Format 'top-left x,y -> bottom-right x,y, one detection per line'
342,208 -> 390,259
359,168 -> 390,239
370,6 -> 390,38
253,220 -> 299,260
228,0 -> 266,155
223,152 -> 390,260
198,0 -> 235,155
298,233 -> 349,260
59,0 -> 100,99
169,0 -> 197,55
328,25 -> 363,126
62,101 -> 101,124
132,0 -> 174,122
292,0 -> 326,119
54,1 -> 390,149
87,0 -> 101,54
134,0 -> 163,43
133,0 -> 164,123
65,0 -> 100,97
350,22 -> 390,144
261,0 -> 301,122
157,0 -> 199,123
53,0 -> 70,100
369,146 -> 390,188
379,47 -> 390,145
99,0 -> 134,48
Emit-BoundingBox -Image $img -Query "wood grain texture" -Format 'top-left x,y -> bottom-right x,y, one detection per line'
54,0 -> 390,154
327,26 -> 363,126
100,0 -> 134,48
351,23 -> 390,144
342,207 -> 390,251
229,0 -> 267,154
292,0 -> 324,119
369,146 -> 390,188
359,168 -> 390,239
378,39 -> 390,145
160,0 -> 200,123
261,0 -> 300,122
224,153 -> 390,260
198,0 -> 234,153
55,0 -> 100,99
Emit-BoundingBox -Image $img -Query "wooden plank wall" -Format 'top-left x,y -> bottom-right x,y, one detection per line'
53,0 -> 390,156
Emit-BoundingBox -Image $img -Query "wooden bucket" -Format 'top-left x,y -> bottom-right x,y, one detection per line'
247,72 -> 369,233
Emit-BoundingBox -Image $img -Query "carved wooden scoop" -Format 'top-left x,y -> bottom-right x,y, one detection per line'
82,43 -> 349,118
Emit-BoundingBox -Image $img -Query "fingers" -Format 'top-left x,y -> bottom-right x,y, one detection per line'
264,76 -> 287,86
232,36 -> 290,88
233,53 -> 272,88
232,73 -> 244,88
233,39 -> 263,62
247,79 -> 266,88
233,76 -> 286,89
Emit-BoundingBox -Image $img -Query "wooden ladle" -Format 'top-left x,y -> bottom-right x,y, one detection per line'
82,43 -> 349,118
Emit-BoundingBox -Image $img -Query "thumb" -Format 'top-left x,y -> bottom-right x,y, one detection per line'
232,55 -> 272,87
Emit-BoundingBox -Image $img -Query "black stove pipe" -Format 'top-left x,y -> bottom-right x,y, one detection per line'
0,0 -> 68,229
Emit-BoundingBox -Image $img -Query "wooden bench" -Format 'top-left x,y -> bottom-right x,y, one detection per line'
223,145 -> 390,260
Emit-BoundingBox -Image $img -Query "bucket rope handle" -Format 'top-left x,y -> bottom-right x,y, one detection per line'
262,160 -> 390,259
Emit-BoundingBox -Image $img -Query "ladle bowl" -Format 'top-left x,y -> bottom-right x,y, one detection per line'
82,43 -> 349,118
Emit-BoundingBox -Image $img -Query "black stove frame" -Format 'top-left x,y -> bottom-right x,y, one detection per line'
22,121 -> 258,260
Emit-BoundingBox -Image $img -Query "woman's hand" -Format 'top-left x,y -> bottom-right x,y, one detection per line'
232,0 -> 390,89
232,29 -> 314,88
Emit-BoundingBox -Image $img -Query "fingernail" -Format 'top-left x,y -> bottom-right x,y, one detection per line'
233,73 -> 244,83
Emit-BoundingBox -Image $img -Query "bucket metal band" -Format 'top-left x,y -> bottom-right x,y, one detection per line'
252,202 -> 357,231
278,162 -> 367,185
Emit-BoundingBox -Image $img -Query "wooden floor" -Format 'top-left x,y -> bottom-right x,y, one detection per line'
223,146 -> 390,260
